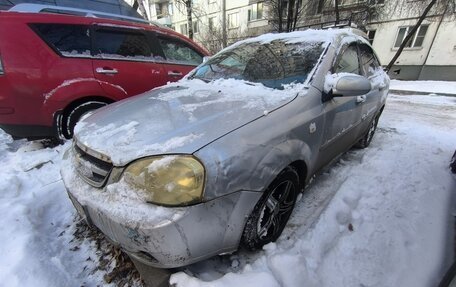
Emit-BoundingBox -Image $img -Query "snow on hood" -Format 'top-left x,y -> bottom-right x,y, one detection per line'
74,79 -> 299,166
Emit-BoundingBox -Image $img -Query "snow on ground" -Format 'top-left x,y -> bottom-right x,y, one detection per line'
0,84 -> 455,287
390,79 -> 456,95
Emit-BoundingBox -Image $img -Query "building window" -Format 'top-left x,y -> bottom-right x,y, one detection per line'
193,21 -> 199,34
208,16 -> 216,31
367,30 -> 376,45
394,25 -> 429,48
180,23 -> 188,35
168,3 -> 173,15
248,2 -> 263,21
228,12 -> 239,29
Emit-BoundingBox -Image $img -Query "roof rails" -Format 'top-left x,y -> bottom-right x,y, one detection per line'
296,19 -> 356,31
9,3 -> 161,27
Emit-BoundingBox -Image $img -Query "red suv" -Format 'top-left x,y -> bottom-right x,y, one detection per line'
0,5 -> 208,139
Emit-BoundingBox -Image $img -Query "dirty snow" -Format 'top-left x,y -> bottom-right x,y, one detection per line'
0,81 -> 455,287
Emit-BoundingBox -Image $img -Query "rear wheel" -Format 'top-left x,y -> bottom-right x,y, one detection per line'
61,101 -> 109,139
241,167 -> 300,250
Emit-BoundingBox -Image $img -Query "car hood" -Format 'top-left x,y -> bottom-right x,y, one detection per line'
74,79 -> 298,166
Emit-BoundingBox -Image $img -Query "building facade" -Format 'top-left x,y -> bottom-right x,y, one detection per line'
127,0 -> 271,53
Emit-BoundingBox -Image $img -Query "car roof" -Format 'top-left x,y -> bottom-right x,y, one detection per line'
0,8 -> 209,56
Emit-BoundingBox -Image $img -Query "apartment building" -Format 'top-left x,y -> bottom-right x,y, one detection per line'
302,0 -> 456,80
127,0 -> 270,52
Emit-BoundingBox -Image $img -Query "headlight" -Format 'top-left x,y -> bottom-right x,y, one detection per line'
123,155 -> 205,206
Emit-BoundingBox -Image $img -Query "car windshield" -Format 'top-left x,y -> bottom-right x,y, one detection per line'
190,39 -> 326,90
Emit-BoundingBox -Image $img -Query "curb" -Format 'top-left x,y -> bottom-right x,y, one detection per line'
389,89 -> 456,97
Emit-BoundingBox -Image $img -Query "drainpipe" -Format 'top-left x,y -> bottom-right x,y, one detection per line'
419,1 -> 449,79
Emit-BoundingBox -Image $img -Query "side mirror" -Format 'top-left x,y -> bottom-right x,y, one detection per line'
325,74 -> 371,98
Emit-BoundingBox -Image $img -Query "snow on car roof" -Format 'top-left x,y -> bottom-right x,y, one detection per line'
225,28 -> 368,51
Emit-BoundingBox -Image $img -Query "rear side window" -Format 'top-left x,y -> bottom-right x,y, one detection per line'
94,29 -> 156,61
335,45 -> 360,75
32,24 -> 91,57
158,36 -> 203,65
359,44 -> 381,77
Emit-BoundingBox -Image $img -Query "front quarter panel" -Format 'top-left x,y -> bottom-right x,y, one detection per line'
195,87 -> 325,200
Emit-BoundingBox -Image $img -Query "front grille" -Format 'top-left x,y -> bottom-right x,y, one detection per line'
73,141 -> 113,187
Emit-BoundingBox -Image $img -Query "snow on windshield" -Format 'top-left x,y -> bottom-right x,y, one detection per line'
190,39 -> 326,90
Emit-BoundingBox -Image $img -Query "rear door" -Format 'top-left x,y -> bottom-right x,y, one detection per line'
156,35 -> 204,82
91,25 -> 167,98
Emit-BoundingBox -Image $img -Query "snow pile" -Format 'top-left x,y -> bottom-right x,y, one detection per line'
0,139 -> 109,287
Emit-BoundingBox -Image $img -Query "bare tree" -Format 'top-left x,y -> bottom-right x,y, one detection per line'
266,0 -> 305,32
174,0 -> 194,39
385,0 -> 450,72
334,0 -> 340,24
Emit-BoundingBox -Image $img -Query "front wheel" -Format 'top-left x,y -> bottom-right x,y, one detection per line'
356,114 -> 379,149
61,101 -> 109,139
241,167 -> 300,250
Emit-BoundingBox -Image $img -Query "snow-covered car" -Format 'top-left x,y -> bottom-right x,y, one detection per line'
61,28 -> 390,268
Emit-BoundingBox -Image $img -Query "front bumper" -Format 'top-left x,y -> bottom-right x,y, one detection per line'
61,148 -> 261,268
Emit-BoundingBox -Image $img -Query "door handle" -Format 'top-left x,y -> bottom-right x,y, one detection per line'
356,95 -> 366,104
168,71 -> 183,77
96,67 -> 118,74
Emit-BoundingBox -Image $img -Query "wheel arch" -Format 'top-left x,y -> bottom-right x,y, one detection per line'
61,95 -> 115,117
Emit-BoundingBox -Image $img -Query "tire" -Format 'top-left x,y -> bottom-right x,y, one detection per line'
450,150 -> 456,174
356,114 -> 379,149
241,167 -> 300,250
61,101 -> 109,139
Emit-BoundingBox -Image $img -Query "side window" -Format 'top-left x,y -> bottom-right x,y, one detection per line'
32,24 -> 91,57
335,45 -> 360,75
94,29 -> 155,60
359,44 -> 381,77
158,36 -> 203,66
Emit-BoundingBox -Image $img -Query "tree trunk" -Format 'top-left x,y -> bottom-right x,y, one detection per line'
385,0 -> 438,72
278,0 -> 283,32
292,0 -> 300,31
334,0 -> 340,24
186,0 -> 193,40
286,0 -> 295,32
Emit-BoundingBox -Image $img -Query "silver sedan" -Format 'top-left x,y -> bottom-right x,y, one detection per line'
61,28 -> 389,268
